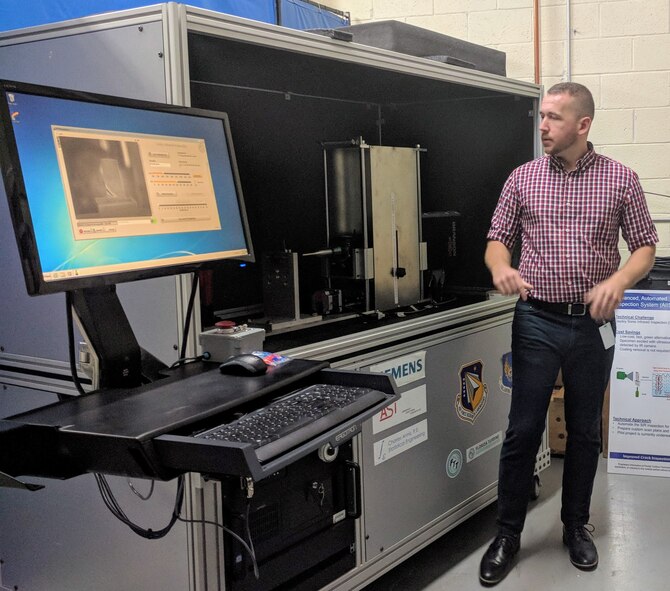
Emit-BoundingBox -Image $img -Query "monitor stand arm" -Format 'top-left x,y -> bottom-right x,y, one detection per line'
71,285 -> 143,390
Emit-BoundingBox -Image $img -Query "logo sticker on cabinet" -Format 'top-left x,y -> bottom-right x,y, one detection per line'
466,431 -> 503,463
373,419 -> 428,465
455,360 -> 488,424
372,384 -> 427,434
446,449 -> 463,478
369,351 -> 426,387
500,351 -> 513,395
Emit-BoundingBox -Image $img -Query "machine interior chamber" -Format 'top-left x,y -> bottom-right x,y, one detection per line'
188,32 -> 535,337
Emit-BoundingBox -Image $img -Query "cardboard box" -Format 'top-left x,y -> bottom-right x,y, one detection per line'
548,372 -> 565,455
555,369 -> 563,387
548,387 -> 566,455
548,383 -> 611,457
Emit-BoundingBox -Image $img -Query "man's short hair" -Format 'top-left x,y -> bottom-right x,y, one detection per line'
547,82 -> 595,119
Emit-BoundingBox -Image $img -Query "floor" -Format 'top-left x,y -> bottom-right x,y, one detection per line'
363,456 -> 669,591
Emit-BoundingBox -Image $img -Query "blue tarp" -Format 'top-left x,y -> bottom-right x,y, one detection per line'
279,0 -> 347,30
0,1 -> 349,33
0,1 -> 277,32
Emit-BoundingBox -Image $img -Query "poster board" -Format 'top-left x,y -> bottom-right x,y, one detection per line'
608,290 -> 670,476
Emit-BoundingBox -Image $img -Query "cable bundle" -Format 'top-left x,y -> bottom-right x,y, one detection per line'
94,474 -> 184,540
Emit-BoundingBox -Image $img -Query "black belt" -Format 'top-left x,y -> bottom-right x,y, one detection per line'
527,297 -> 588,316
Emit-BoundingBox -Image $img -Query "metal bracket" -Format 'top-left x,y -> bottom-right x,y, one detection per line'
241,475 -> 255,499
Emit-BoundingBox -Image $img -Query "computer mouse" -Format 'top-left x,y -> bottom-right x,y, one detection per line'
219,353 -> 268,376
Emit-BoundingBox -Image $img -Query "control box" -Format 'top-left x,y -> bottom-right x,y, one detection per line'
199,324 -> 266,362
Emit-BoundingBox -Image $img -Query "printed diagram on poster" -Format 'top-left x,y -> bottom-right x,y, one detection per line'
608,290 -> 670,477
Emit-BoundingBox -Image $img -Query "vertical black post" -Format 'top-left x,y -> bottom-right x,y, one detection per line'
275,0 -> 282,26
70,285 -> 142,389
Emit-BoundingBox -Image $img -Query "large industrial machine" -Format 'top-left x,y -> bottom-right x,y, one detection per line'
0,6 -> 549,591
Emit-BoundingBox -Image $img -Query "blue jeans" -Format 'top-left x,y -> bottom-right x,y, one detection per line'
497,299 -> 615,535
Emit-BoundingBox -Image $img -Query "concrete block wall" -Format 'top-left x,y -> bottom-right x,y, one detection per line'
329,0 -> 670,259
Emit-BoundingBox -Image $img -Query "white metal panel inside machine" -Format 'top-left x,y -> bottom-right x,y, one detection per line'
370,146 -> 422,311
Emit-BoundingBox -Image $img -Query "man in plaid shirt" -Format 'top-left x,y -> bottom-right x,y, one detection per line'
479,82 -> 658,585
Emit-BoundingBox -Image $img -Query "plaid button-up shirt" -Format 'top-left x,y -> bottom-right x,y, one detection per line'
487,144 -> 658,303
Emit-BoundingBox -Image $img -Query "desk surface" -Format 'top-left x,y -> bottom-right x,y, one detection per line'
9,358 -> 328,440
1,357 -> 400,481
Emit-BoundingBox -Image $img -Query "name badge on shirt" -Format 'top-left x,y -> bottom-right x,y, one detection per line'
599,322 -> 615,350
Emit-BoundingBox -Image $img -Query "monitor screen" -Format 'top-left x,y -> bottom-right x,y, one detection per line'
0,80 -> 254,296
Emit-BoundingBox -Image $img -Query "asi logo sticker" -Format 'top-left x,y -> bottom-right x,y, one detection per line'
455,360 -> 488,424
446,449 -> 463,478
499,352 -> 513,395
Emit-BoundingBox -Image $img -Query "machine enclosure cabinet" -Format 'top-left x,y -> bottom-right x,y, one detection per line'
0,5 -> 543,591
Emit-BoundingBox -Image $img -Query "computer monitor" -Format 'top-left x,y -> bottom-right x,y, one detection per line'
0,80 -> 255,388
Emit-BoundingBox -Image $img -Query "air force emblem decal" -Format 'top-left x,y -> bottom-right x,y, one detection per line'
455,360 -> 488,423
499,351 -> 513,395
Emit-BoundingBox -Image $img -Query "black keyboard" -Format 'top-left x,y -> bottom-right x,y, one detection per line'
195,383 -> 388,462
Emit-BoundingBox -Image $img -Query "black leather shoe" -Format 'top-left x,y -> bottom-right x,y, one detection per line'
563,525 -> 598,570
479,533 -> 520,585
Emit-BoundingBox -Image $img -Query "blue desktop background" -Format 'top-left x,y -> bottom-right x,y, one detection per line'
7,91 -> 250,278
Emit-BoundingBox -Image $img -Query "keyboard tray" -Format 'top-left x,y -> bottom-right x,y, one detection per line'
153,368 -> 398,481
1,358 -> 397,484
196,383 -> 389,462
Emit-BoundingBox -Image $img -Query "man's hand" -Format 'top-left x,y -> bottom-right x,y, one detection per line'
491,266 -> 534,300
585,277 -> 625,321
585,245 -> 656,320
485,240 -> 533,299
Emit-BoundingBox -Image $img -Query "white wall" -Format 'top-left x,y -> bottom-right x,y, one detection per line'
329,0 -> 670,258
